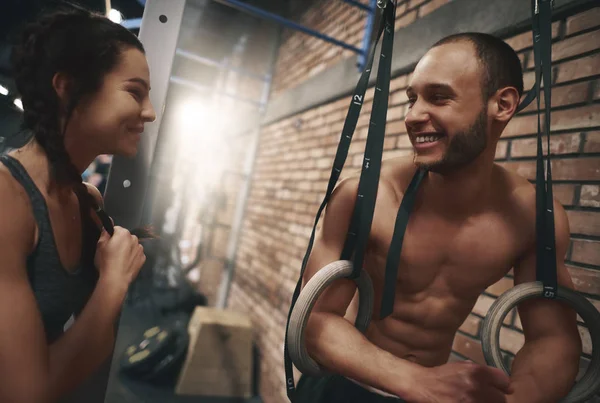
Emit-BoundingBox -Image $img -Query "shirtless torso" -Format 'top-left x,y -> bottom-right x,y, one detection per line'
301,155 -> 548,398
343,157 -> 534,368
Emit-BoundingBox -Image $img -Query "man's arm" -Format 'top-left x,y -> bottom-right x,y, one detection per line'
301,177 -> 422,399
510,199 -> 582,403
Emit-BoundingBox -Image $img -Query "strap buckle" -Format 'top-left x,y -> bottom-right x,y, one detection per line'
377,0 -> 388,9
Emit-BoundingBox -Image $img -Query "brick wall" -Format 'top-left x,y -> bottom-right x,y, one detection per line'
271,0 -> 450,96
224,4 -> 600,403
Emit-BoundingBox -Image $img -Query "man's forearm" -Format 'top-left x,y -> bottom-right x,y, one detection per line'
305,312 -> 423,399
508,336 -> 580,403
46,278 -> 127,402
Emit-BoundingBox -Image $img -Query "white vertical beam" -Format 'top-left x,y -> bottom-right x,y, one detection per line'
103,0 -> 186,229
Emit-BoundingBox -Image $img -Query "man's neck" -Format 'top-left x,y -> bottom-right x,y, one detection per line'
420,153 -> 497,218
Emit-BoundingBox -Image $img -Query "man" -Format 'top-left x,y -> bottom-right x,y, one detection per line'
294,32 -> 582,403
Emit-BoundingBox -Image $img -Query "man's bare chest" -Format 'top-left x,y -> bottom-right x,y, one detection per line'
366,210 -> 521,297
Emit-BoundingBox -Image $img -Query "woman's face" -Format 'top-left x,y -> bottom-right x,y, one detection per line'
69,47 -> 156,157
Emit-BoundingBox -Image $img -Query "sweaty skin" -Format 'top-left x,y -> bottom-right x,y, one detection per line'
300,39 -> 580,403
345,159 -> 537,367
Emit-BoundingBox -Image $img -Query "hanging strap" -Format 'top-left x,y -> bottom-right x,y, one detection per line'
283,2 -> 396,400
341,0 -> 397,279
379,168 -> 426,318
531,0 -> 558,297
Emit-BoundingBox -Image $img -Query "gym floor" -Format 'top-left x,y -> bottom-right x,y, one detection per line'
102,298 -> 263,403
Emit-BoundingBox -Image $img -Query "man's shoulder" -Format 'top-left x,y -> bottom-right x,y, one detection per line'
334,156 -> 416,203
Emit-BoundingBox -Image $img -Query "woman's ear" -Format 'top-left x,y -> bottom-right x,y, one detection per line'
51,72 -> 71,110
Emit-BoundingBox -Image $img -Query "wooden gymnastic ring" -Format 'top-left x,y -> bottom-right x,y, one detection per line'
481,282 -> 600,402
286,260 -> 374,376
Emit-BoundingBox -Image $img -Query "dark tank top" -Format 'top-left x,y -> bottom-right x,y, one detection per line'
0,154 -> 100,343
1,154 -> 115,402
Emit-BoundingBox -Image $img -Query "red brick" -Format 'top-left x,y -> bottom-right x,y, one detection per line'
580,185 -> 600,208
519,82 -> 590,113
499,158 -> 600,181
495,140 -> 508,159
506,21 -> 560,52
556,53 -> 600,84
594,80 -> 600,101
579,325 -> 593,356
390,90 -> 409,106
459,314 -> 481,337
382,148 -> 412,160
551,104 -> 600,132
510,133 -> 582,158
499,327 -> 525,355
567,210 -> 600,236
502,114 -> 539,138
486,277 -> 513,297
452,333 -> 486,364
528,29 -> 600,68
584,131 -> 600,152
390,75 -> 409,92
396,10 -> 417,30
553,184 -> 576,206
387,105 -> 406,121
571,239 -> 600,266
409,0 -> 428,8
419,0 -> 449,17
387,120 -> 408,135
472,294 -> 495,316
397,134 -> 412,148
566,7 -> 600,36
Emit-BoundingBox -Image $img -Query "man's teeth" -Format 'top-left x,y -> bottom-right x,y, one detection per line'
416,135 -> 441,143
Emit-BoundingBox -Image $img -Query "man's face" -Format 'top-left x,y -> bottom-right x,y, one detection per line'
405,41 -> 491,173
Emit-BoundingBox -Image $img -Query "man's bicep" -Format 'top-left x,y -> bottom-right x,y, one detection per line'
301,178 -> 360,316
513,199 -> 578,339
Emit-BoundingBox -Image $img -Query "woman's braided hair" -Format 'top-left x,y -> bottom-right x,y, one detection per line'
11,4 -> 154,238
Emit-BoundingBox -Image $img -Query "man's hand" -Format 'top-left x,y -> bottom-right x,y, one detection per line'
407,361 -> 514,403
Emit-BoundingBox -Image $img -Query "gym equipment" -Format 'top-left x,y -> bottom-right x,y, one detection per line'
175,306 -> 253,398
480,1 -> 600,402
284,0 -> 408,395
120,314 -> 190,385
286,261 -> 373,376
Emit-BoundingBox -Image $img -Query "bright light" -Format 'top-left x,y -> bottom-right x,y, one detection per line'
174,98 -> 230,190
0,84 -> 8,96
108,9 -> 123,24
13,98 -> 23,110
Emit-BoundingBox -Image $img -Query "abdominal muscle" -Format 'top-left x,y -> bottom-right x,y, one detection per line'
343,289 -> 478,397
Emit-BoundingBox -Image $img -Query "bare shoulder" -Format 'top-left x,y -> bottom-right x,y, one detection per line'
0,165 -> 36,256
494,164 -> 570,246
380,155 -> 420,201
83,182 -> 104,208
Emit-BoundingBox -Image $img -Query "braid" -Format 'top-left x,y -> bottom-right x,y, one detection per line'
11,6 -> 156,239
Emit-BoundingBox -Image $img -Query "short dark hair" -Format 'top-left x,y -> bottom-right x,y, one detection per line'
431,32 -> 524,101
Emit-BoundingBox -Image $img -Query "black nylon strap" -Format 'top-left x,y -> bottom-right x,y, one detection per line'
283,3 -> 395,400
531,0 -> 558,297
379,168 -> 426,318
342,2 -> 397,279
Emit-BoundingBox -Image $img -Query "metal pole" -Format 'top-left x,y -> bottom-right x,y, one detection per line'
211,0 -> 363,54
358,0 -> 378,70
215,23 -> 281,309
103,0 -> 186,229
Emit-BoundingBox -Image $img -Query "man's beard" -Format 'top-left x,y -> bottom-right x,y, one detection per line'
414,108 -> 489,174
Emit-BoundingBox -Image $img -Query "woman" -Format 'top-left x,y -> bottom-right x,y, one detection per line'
0,5 -> 156,402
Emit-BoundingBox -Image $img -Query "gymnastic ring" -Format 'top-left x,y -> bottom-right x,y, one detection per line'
481,282 -> 600,403
286,260 -> 374,376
